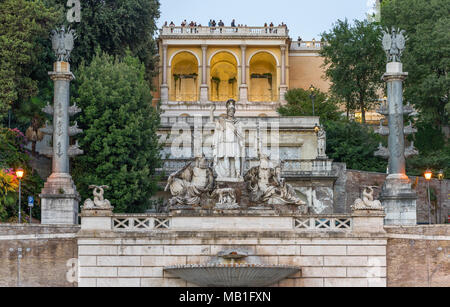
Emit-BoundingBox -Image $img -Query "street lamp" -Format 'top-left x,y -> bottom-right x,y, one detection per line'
438,170 -> 444,224
310,85 -> 316,117
15,168 -> 24,224
424,169 -> 432,225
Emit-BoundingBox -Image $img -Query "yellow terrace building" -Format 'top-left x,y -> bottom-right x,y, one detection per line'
153,25 -> 330,117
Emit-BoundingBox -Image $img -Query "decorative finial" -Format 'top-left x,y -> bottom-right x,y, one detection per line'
51,25 -> 77,62
382,27 -> 407,63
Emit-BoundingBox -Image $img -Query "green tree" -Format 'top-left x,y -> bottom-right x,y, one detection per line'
47,0 -> 161,82
72,52 -> 162,213
277,88 -> 342,121
320,19 -> 385,123
0,128 -> 44,222
0,0 -> 59,124
381,0 -> 449,132
324,120 -> 387,173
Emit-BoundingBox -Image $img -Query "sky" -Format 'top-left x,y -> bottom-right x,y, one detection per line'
157,0 -> 376,40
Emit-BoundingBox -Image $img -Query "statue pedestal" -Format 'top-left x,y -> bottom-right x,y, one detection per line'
40,173 -> 80,225
352,210 -> 386,234
80,208 -> 114,231
380,175 -> 417,226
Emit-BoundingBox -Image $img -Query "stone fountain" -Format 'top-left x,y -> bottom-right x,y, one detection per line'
165,250 -> 300,287
164,99 -> 308,214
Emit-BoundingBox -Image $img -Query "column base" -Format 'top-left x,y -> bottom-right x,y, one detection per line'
279,85 -> 288,104
161,85 -> 169,103
40,173 -> 80,225
200,85 -> 208,103
380,175 -> 417,226
239,85 -> 248,103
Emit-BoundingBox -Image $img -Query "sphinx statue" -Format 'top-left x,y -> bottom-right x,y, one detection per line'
245,155 -> 307,209
165,155 -> 215,207
352,186 -> 384,211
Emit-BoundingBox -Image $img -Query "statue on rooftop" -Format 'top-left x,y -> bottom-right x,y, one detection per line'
212,99 -> 245,182
317,125 -> 327,159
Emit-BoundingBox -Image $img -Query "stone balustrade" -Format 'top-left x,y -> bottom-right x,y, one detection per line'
160,26 -> 289,37
157,158 -> 334,177
290,41 -> 326,50
110,214 -> 354,233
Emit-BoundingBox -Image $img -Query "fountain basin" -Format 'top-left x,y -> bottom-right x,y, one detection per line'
164,264 -> 300,287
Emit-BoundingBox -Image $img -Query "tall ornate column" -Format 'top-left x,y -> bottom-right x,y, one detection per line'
377,28 -> 417,226
40,26 -> 83,225
160,43 -> 169,103
239,45 -> 248,103
200,45 -> 208,103
279,44 -> 288,104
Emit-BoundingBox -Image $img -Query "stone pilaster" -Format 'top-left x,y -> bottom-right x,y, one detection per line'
200,45 -> 208,103
380,62 -> 417,226
279,45 -> 288,104
239,45 -> 248,103
161,44 -> 169,103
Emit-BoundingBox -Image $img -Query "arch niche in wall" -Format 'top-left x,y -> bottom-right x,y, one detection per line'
170,51 -> 199,102
209,52 -> 238,102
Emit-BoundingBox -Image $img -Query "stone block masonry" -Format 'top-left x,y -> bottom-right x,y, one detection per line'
0,224 -> 79,287
77,231 -> 388,287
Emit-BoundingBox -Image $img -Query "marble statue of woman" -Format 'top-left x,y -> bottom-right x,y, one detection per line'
212,99 -> 245,182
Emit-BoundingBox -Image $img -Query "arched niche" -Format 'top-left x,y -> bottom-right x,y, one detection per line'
171,51 -> 199,102
249,52 -> 278,102
209,52 -> 238,102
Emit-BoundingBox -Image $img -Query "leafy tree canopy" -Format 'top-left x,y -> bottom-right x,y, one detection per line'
381,0 -> 449,131
324,120 -> 387,173
320,19 -> 385,123
72,51 -> 162,213
0,0 -> 59,124
47,0 -> 161,82
278,88 -> 342,122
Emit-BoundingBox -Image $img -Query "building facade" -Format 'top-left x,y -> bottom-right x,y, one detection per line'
153,25 -> 329,117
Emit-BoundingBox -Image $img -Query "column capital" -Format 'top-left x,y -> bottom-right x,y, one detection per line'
240,45 -> 247,50
280,44 -> 287,51
201,44 -> 208,50
48,71 -> 74,82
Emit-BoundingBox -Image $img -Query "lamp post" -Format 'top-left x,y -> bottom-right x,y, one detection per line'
424,169 -> 433,225
15,169 -> 24,224
438,170 -> 444,224
310,85 -> 316,117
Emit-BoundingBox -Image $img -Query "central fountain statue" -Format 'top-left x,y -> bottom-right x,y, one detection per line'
165,98 -> 307,212
212,99 -> 245,182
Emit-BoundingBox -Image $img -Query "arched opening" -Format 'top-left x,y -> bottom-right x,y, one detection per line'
171,52 -> 199,102
209,52 -> 238,102
249,52 -> 278,102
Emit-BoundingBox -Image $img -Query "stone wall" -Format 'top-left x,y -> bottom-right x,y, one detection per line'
77,232 -> 387,287
0,224 -> 79,287
346,170 -> 450,224
77,211 -> 388,288
386,226 -> 450,287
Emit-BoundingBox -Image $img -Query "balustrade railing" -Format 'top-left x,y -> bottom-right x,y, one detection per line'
161,26 -> 289,37
294,216 -> 352,231
158,159 -> 333,175
111,214 -> 352,232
